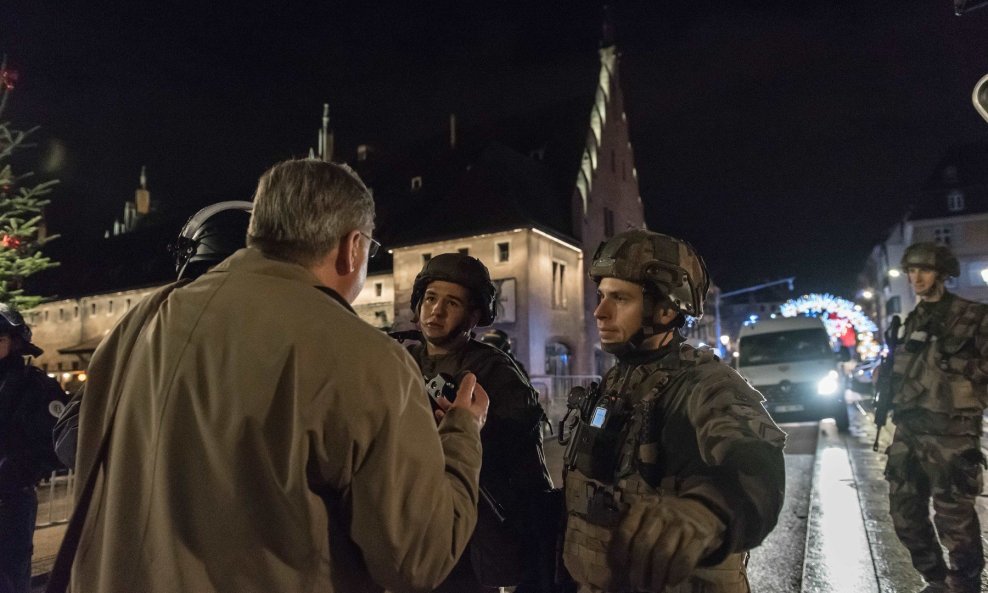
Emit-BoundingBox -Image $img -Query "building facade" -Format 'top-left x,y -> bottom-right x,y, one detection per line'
862,143 -> 988,334
26,37 -> 647,381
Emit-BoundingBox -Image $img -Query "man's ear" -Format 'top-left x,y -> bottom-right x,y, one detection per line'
335,229 -> 362,275
655,305 -> 680,326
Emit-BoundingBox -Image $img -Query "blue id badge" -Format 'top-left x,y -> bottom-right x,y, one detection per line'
590,406 -> 608,428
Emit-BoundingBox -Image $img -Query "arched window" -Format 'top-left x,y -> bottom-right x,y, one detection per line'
545,342 -> 571,376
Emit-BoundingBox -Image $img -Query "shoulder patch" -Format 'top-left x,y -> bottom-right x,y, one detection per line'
49,400 -> 66,418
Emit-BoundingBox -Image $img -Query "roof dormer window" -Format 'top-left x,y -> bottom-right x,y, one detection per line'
947,190 -> 965,212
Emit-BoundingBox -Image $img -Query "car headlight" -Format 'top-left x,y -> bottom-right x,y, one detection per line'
817,370 -> 840,396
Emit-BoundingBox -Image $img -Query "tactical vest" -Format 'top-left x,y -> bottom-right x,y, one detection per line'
892,296 -> 988,422
561,347 -> 748,593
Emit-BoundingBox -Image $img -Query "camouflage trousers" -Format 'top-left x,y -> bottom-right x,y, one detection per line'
884,425 -> 985,589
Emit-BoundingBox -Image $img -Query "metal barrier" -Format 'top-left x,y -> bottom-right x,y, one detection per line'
35,469 -> 75,528
529,374 -> 602,430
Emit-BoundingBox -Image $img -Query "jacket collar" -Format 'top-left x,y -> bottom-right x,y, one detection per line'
208,248 -> 356,314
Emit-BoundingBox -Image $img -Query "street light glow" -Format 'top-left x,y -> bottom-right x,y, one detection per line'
888,269 -> 901,278
980,268 -> 988,285
720,334 -> 730,346
861,290 -> 873,300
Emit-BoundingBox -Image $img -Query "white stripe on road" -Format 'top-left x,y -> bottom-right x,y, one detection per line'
801,422 -> 879,593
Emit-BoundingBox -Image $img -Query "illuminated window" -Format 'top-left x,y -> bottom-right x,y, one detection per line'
496,242 -> 510,263
933,227 -> 952,246
552,261 -> 567,309
411,176 -> 423,191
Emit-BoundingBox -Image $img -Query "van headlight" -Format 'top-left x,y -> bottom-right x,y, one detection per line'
816,370 -> 840,396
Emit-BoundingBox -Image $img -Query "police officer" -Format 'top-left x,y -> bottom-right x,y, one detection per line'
54,200 -> 254,470
479,328 -> 530,378
562,229 -> 786,593
171,200 -> 253,281
404,253 -> 553,593
0,304 -> 68,593
886,242 -> 987,593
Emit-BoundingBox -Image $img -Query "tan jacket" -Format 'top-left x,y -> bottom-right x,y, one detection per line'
71,248 -> 482,593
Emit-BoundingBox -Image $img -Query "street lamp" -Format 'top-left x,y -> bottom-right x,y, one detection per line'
861,289 -> 874,300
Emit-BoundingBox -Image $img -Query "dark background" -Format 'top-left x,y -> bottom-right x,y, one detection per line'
3,0 -> 988,296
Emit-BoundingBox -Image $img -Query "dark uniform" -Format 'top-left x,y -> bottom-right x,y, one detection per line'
562,230 -> 786,593
886,243 -> 988,593
404,253 -> 554,592
0,305 -> 68,593
407,338 -> 552,591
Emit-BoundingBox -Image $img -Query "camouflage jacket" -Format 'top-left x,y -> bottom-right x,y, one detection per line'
892,291 -> 988,422
591,338 -> 787,558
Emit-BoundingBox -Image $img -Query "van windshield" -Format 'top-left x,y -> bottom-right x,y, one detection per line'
739,328 -> 834,366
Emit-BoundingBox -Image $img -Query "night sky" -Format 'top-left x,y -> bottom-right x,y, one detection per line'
3,1 -> 988,298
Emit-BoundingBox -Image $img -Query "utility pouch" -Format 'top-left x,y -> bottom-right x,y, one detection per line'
572,394 -> 631,481
904,331 -> 930,354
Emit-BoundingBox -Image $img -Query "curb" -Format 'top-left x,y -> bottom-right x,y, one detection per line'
800,418 -> 879,593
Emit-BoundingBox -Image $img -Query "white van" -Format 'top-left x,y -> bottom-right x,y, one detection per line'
737,316 -> 849,432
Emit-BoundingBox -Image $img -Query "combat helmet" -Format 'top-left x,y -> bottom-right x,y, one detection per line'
590,229 -> 710,318
900,242 -> 960,278
411,253 -> 497,326
479,328 -> 512,354
172,201 -> 252,280
0,303 -> 43,357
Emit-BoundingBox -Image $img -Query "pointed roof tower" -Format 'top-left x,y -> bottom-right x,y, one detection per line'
317,103 -> 335,162
135,165 -> 150,215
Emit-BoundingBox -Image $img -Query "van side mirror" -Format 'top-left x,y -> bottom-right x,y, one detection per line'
974,73 -> 988,125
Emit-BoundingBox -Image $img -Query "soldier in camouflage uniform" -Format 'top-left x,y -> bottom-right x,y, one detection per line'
561,229 -> 787,593
885,242 -> 988,593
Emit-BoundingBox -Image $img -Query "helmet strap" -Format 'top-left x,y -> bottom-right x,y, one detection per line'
601,289 -> 680,357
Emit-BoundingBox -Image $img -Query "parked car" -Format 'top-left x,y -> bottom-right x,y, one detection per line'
737,316 -> 850,432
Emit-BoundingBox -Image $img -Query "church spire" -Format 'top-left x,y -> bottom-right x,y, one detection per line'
135,165 -> 150,215
317,103 -> 334,162
601,4 -> 616,49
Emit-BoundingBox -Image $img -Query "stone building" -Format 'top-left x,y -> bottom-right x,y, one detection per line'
27,36 -> 646,381
862,142 -> 988,334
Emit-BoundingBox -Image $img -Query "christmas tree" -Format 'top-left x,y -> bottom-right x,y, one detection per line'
0,56 -> 59,310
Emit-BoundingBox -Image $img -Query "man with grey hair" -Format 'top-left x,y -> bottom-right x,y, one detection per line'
56,159 -> 489,593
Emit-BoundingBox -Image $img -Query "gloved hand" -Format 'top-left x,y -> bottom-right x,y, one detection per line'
610,497 -> 726,592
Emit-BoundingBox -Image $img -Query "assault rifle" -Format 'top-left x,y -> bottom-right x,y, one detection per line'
872,315 -> 902,452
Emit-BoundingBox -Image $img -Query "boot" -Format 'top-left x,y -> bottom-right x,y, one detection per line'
916,582 -> 947,593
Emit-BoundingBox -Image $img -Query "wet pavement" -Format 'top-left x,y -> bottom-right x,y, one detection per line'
750,397 -> 988,593
748,422 -> 816,592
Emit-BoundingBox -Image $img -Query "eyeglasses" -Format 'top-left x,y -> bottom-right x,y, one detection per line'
360,231 -> 381,258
